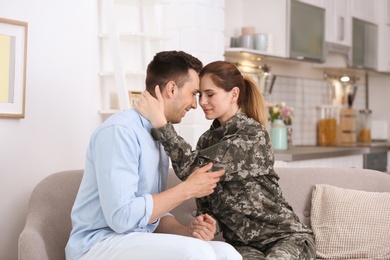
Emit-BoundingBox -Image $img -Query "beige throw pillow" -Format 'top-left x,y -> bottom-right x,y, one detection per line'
311,184 -> 390,259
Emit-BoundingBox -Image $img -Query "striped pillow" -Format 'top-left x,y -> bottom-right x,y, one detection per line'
311,184 -> 390,259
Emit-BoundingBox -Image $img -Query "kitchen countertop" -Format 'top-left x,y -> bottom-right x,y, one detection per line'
274,141 -> 390,162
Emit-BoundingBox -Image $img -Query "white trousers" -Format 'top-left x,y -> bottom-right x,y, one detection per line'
80,232 -> 242,260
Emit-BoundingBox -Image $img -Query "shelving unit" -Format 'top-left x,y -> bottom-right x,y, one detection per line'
97,0 -> 169,115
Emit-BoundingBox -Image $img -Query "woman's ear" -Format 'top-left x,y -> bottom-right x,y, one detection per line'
231,86 -> 240,103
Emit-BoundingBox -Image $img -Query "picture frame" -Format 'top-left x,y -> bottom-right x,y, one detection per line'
0,18 -> 28,118
128,91 -> 142,108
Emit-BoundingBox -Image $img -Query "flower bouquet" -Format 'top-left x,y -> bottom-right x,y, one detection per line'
267,102 -> 294,125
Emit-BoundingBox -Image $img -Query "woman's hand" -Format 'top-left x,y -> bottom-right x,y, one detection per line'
135,85 -> 167,128
188,214 -> 217,241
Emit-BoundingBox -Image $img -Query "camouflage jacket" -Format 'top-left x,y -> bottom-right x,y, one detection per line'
151,112 -> 312,246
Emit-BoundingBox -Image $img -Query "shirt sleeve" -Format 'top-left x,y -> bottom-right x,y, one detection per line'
91,125 -> 155,233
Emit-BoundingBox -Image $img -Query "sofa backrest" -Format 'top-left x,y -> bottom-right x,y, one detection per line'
275,167 -> 390,227
19,170 -> 83,260
168,167 -> 390,229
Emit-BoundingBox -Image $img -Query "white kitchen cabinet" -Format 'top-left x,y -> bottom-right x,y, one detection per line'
224,0 -> 325,61
377,0 -> 390,72
295,0 -> 325,8
324,0 -> 351,47
225,0 -> 288,58
350,0 -> 379,24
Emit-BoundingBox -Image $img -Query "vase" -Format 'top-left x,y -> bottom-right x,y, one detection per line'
270,119 -> 288,150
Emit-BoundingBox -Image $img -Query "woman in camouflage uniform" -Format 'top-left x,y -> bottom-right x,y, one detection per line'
137,61 -> 316,259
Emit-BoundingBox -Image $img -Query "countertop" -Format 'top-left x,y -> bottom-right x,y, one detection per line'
274,141 -> 390,162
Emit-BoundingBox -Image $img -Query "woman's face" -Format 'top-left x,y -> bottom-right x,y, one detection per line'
199,74 -> 239,125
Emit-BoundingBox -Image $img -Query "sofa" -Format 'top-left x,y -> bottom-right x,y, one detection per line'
19,167 -> 390,260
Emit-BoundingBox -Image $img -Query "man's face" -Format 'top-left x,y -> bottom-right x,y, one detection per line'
166,69 -> 200,124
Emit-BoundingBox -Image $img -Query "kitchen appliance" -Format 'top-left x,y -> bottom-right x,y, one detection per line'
257,64 -> 276,95
364,151 -> 388,172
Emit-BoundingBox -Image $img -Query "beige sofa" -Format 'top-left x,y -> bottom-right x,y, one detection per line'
19,167 -> 390,260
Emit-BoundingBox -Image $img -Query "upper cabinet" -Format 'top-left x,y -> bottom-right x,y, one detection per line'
225,0 -> 289,58
351,18 -> 378,70
224,0 -> 390,73
350,0 -> 379,24
224,0 -> 325,62
325,0 -> 351,47
377,0 -> 390,72
290,0 -> 325,61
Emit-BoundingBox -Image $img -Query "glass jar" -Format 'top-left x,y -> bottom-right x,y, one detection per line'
358,109 -> 372,143
317,105 -> 339,146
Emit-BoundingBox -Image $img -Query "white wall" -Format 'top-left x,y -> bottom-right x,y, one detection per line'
0,0 -> 101,259
0,0 -> 225,259
0,0 -> 388,259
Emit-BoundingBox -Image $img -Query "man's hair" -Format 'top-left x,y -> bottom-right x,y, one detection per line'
145,51 -> 203,96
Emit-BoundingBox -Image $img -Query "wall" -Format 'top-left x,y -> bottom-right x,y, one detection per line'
0,0 -> 389,259
161,0 -> 225,147
0,0 -> 225,259
0,0 -> 101,259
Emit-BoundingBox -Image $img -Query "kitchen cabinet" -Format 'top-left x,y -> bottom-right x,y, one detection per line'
377,0 -> 390,72
225,0 -> 288,58
295,0 -> 325,8
352,18 -> 378,70
350,0 -> 379,24
324,0 -> 351,47
224,0 -> 325,61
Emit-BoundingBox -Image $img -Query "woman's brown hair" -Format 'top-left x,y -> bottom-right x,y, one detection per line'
199,61 -> 268,126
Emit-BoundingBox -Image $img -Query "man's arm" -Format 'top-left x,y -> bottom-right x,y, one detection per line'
155,214 -> 217,241
149,162 -> 224,223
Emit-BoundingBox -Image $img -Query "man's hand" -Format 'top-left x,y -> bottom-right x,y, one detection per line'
189,214 -> 217,241
184,163 -> 225,198
150,164 -> 224,224
134,85 -> 167,128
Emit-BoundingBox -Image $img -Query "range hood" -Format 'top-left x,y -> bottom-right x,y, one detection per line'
313,42 -> 351,69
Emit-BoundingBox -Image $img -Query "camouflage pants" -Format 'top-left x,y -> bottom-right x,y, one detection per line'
234,234 -> 316,260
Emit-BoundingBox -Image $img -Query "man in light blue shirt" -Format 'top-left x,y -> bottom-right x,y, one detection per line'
65,51 -> 242,260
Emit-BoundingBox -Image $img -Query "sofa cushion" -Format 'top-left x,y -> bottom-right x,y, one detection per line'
311,184 -> 390,259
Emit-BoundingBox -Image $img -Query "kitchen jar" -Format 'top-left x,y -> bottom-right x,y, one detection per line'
358,109 -> 372,143
317,105 -> 339,146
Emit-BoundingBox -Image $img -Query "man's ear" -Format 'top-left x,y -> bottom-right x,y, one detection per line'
165,81 -> 176,98
231,86 -> 240,103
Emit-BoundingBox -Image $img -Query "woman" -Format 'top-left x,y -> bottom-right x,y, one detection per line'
136,61 -> 315,259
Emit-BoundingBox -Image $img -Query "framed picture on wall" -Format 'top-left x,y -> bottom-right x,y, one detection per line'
128,91 -> 142,108
0,18 -> 28,118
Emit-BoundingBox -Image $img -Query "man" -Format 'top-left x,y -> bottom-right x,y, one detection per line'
65,51 -> 242,260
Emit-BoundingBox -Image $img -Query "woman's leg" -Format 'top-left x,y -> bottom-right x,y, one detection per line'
235,245 -> 265,260
265,235 -> 316,260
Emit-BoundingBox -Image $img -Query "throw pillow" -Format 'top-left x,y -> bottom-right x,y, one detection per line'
311,184 -> 390,259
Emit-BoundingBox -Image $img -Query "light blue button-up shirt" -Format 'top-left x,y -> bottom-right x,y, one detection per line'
65,109 -> 169,260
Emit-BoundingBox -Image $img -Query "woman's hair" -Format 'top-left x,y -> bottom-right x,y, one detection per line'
145,51 -> 203,97
199,61 -> 267,126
